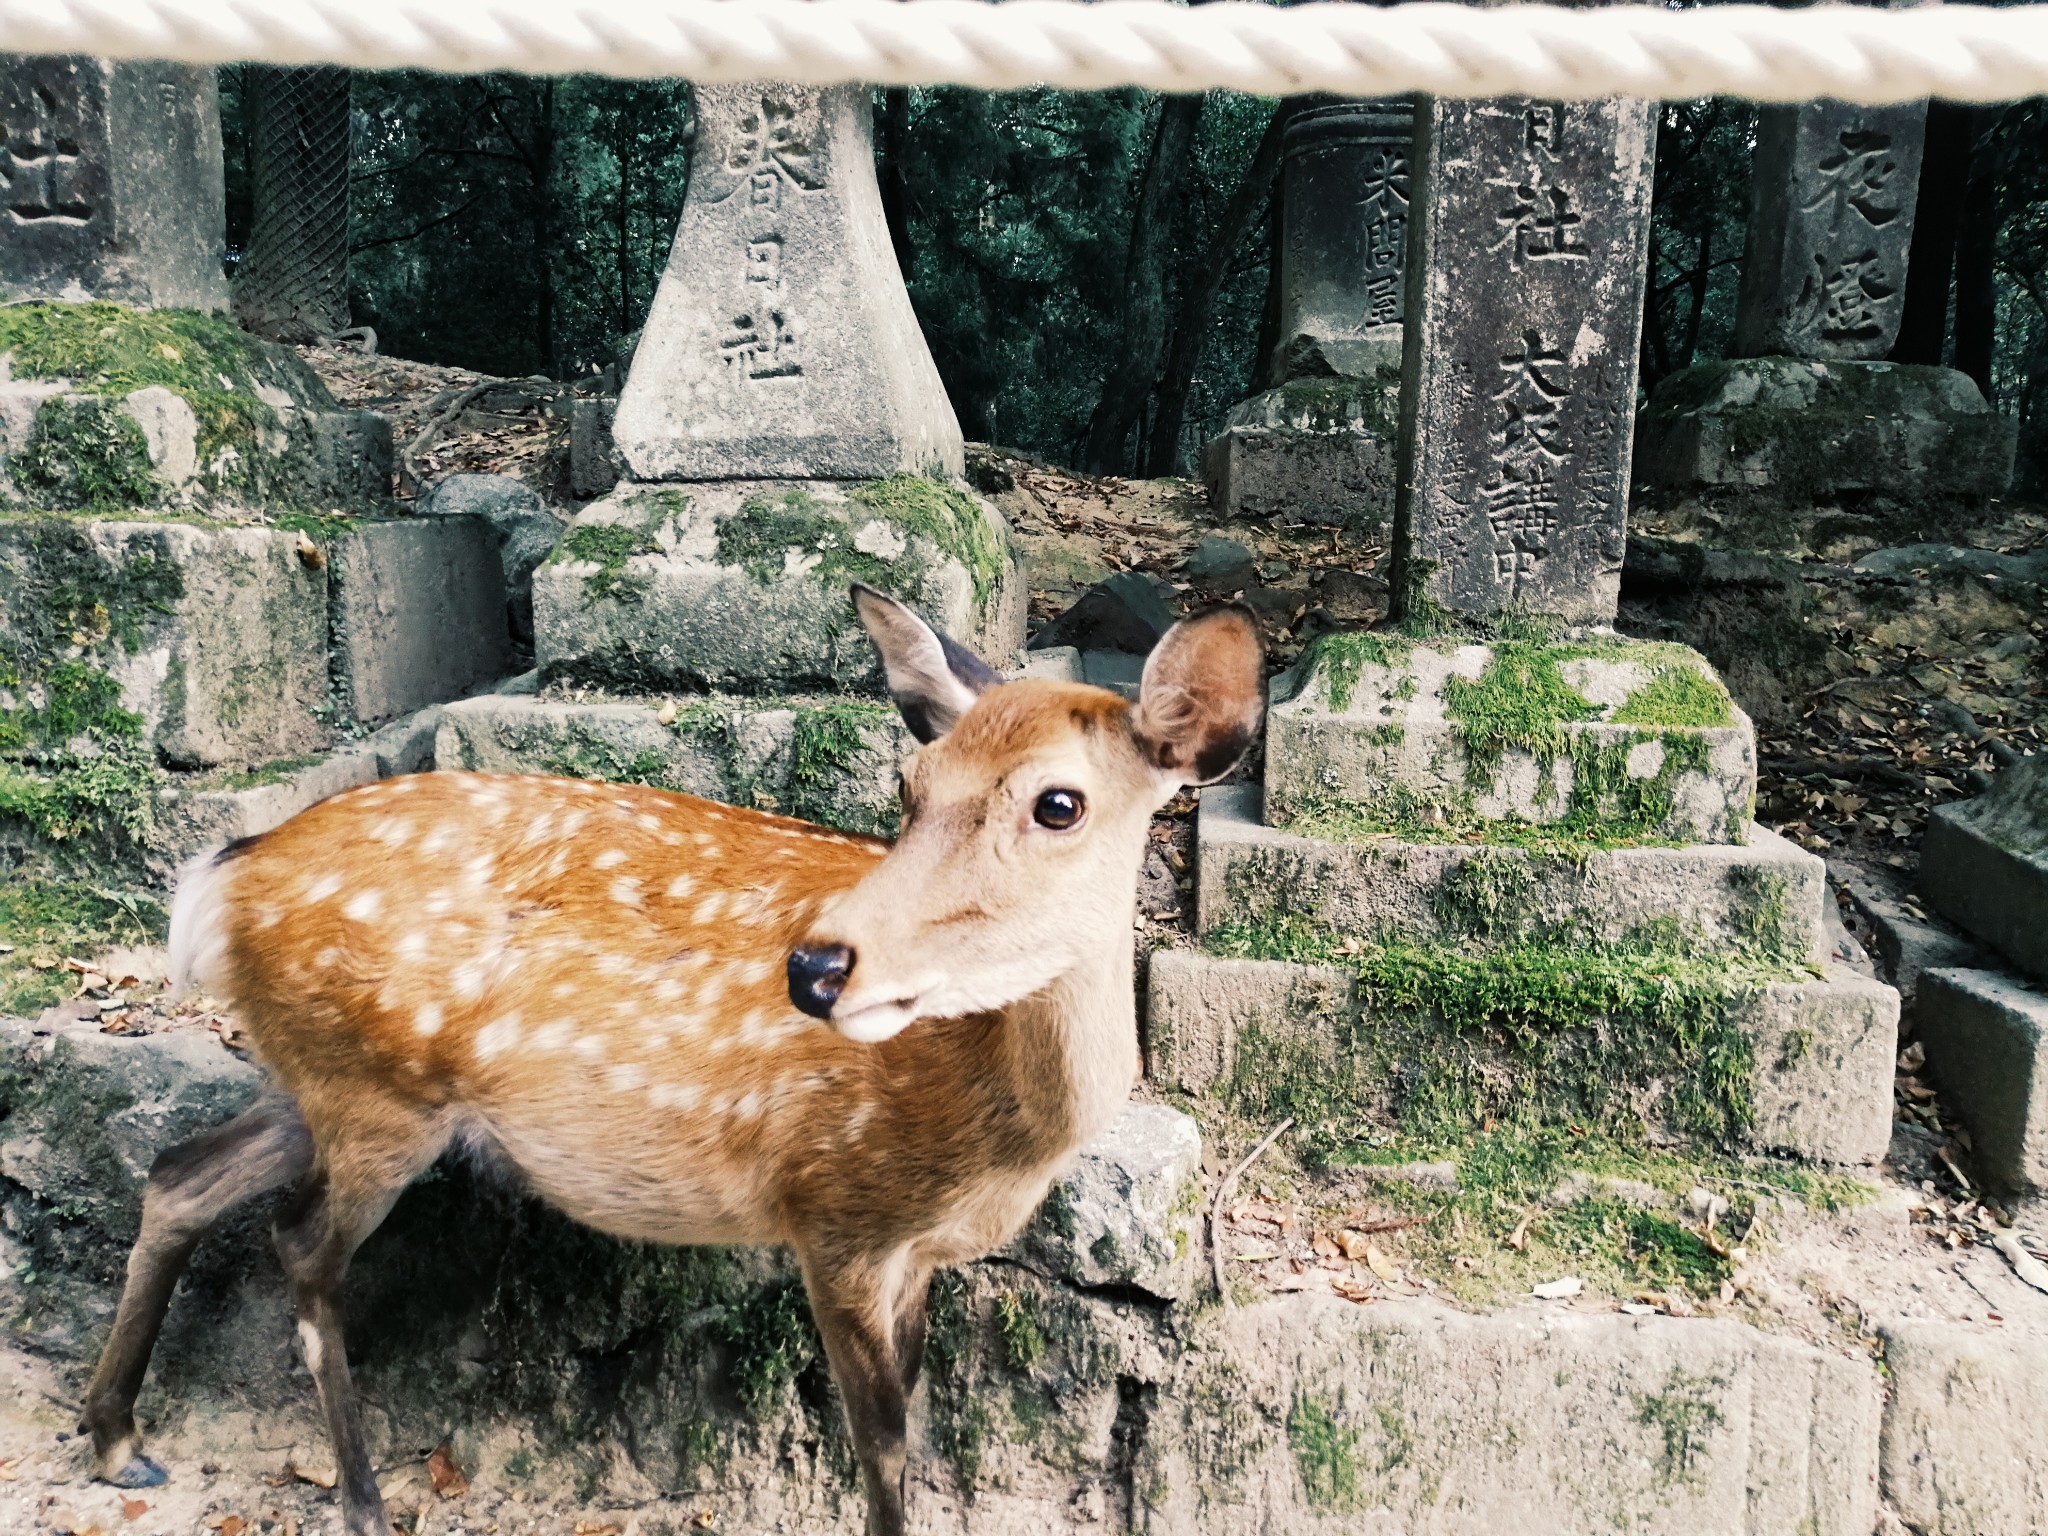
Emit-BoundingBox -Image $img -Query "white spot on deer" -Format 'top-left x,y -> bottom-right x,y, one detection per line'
609,876 -> 645,908
732,1091 -> 765,1120
391,777 -> 420,795
452,960 -> 489,1000
843,1104 -> 874,1140
369,818 -> 412,847
650,1081 -> 702,1110
530,1019 -> 571,1052
343,889 -> 383,922
561,809 -> 591,835
546,849 -> 570,879
595,848 -> 628,870
666,872 -> 696,899
574,1035 -> 607,1061
315,947 -> 341,968
397,931 -> 429,962
475,1013 -> 521,1058
608,1062 -> 646,1092
424,888 -> 455,916
304,874 -> 342,903
655,978 -> 686,1001
692,893 -> 727,924
735,958 -> 775,986
254,905 -> 282,929
523,813 -> 556,845
415,1003 -> 445,1037
552,982 -> 576,999
636,813 -> 659,831
698,975 -> 728,1008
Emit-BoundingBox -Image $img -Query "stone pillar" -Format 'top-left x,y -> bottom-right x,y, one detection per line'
1393,96 -> 1655,623
613,83 -> 963,482
1733,101 -> 1926,361
1637,96 -> 2014,524
0,55 -> 227,311
1203,97 -> 1414,530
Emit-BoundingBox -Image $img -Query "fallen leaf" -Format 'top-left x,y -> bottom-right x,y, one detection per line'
1363,1244 -> 1401,1284
215,1519 -> 246,1536
287,1463 -> 336,1490
1897,1042 -> 1926,1072
1620,1301 -> 1659,1316
0,1457 -> 14,1481
1506,1215 -> 1532,1251
1232,1247 -> 1278,1264
1532,1276 -> 1583,1300
426,1443 -> 468,1497
574,1523 -> 624,1536
1990,1224 -> 2048,1295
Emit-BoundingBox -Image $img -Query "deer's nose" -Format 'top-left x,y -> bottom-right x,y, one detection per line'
788,943 -> 855,1019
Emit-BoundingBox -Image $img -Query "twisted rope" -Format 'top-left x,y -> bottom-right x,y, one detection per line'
0,1 -> 2044,104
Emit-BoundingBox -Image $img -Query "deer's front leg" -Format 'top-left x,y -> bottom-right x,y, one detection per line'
803,1254 -> 919,1536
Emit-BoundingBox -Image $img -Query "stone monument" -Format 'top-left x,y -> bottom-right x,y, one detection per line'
1636,98 -> 2015,527
1203,98 -> 1413,530
1392,95 -> 1655,624
0,54 -> 227,311
448,81 -> 1025,834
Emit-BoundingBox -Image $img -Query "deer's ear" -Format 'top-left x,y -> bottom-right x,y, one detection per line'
1131,604 -> 1264,786
852,584 -> 1002,744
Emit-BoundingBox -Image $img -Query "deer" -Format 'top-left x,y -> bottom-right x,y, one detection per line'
80,582 -> 1263,1536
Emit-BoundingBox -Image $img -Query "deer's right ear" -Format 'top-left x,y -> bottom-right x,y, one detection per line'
1131,603 -> 1265,787
851,583 -> 1002,743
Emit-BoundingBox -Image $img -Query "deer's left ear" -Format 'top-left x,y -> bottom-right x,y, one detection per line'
1131,604 -> 1264,786
851,584 -> 1002,744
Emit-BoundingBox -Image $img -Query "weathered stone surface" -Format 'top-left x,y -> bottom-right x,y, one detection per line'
1915,969 -> 2048,1193
1880,1321 -> 2048,1536
1008,1102 -> 1201,1301
1635,357 -> 2016,506
1734,101 -> 1926,361
1196,783 -> 1824,960
1147,1300 -> 1880,1536
420,472 -> 567,644
1147,948 -> 1897,1164
0,516 -> 329,768
1920,753 -> 2048,983
0,56 -> 227,311
435,691 -> 909,836
1202,373 -> 1400,529
532,478 -> 1025,693
1264,636 -> 1756,845
1394,96 -> 1654,622
330,517 -> 514,724
1029,570 -> 1175,655
1268,98 -> 1413,383
567,396 -> 620,498
613,84 -> 962,481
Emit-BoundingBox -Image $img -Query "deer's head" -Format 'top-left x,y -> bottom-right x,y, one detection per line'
786,584 -> 1263,1042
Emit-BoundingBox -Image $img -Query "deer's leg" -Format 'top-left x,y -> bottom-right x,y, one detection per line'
274,1130 -> 437,1536
805,1257 -> 915,1536
892,1263 -> 936,1399
85,1093 -> 313,1488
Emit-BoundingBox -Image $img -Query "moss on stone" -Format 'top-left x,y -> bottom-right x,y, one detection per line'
1635,1368 -> 1728,1492
787,700 -> 896,834
849,474 -> 1006,610
186,751 -> 327,792
1271,371 -> 1403,437
11,397 -> 161,510
0,875 -> 161,1015
994,1289 -> 1048,1373
1286,1393 -> 1367,1511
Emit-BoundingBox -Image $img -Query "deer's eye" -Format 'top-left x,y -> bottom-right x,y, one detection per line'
1033,788 -> 1085,831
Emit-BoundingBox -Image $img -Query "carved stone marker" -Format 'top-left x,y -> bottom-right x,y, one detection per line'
1394,96 -> 1655,623
0,55 -> 227,310
1733,101 -> 1927,361
1205,98 -> 1412,529
613,83 -> 962,482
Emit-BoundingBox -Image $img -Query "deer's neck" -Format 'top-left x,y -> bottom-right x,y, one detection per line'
996,920 -> 1139,1160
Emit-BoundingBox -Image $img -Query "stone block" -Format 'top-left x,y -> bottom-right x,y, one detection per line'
1007,1102 -> 1202,1301
613,84 -> 962,481
1920,753 -> 2048,983
1146,948 -> 1896,1163
1142,1300 -> 1879,1536
1635,358 -> 2016,506
1201,374 -> 1398,529
1265,634 -> 1756,846
419,473 -> 565,644
1880,1321 -> 2048,1536
329,517 -> 514,724
1916,969 -> 2048,1193
568,397 -> 620,499
0,56 -> 228,312
156,746 -> 382,868
0,515 -> 328,768
532,478 -> 1025,693
434,691 -> 909,836
1196,783 -> 1824,960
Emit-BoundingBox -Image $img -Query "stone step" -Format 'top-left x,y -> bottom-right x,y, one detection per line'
1916,968 -> 2048,1194
1920,752 -> 2048,985
1196,782 -> 1826,962
1265,633 -> 1757,847
532,477 -> 1026,693
1146,947 -> 1897,1165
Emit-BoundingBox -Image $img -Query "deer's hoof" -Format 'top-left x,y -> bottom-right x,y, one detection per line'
103,1453 -> 169,1489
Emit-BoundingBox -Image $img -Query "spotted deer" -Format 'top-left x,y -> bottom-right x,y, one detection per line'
82,584 -> 1263,1536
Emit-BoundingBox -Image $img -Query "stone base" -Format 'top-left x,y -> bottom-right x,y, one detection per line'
1200,374 -> 1398,528
330,517 -> 514,723
1916,968 -> 2048,1193
532,478 -> 1027,693
1267,634 -> 1757,846
1635,358 -> 2016,510
1196,784 -> 1825,961
1879,1322 -> 2048,1533
434,691 -> 911,837
1920,754 -> 2048,984
1147,948 -> 1897,1164
568,397 -> 621,500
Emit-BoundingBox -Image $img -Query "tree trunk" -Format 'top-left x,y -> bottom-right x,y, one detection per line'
1893,101 -> 1975,366
878,86 -> 915,280
1081,93 -> 1204,475
1142,98 -> 1301,477
1678,218 -> 1712,371
1952,108 -> 2000,397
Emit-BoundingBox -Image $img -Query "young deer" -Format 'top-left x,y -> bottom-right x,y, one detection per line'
83,584 -> 1262,1536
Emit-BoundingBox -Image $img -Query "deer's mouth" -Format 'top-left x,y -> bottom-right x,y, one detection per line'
832,995 -> 922,1044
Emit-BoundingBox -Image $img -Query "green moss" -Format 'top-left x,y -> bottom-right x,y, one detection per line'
1272,371 -> 1401,436
186,751 -> 326,792
1635,1369 -> 1728,1491
1610,663 -> 1735,729
994,1290 -> 1047,1373
11,397 -> 161,510
719,1277 -> 822,1418
787,701 -> 896,834
1441,642 -> 1603,774
0,742 -> 162,850
922,1270 -> 991,1484
1297,630 -> 1413,714
0,875 -> 162,1015
1286,1393 -> 1366,1511
849,475 -> 1006,610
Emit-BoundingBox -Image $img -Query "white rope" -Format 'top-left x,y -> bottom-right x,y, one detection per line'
1,1 -> 2044,104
